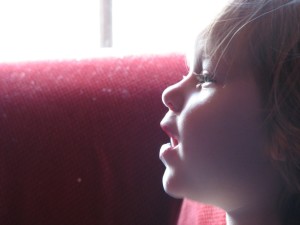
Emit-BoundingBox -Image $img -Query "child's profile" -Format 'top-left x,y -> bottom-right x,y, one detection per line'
160,0 -> 300,224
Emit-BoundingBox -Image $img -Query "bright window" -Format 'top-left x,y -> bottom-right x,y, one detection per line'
0,0 -> 228,61
113,0 -> 228,52
0,0 -> 101,61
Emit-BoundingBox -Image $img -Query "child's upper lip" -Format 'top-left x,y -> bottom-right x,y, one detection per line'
160,113 -> 179,141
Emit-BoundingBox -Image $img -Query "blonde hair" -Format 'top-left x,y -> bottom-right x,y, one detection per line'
191,0 -> 300,222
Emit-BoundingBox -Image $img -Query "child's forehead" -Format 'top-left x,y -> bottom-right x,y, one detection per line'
194,27 -> 255,72
190,3 -> 265,73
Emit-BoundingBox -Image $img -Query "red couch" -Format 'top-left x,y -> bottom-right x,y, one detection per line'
0,54 -> 225,225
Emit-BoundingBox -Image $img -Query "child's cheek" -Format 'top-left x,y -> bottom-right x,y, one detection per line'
178,89 -> 220,163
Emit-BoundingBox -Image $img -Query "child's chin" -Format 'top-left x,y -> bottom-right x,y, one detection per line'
162,168 -> 185,199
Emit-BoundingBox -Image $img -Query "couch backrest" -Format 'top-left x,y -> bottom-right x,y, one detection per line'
0,55 -> 187,225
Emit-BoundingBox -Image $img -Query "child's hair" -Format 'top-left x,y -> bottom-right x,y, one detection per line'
190,0 -> 300,222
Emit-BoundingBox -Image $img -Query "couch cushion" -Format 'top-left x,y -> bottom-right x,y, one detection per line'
0,54 -> 186,225
178,199 -> 226,225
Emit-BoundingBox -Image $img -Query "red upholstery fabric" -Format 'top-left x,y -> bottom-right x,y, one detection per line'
178,199 -> 226,225
0,54 -> 226,225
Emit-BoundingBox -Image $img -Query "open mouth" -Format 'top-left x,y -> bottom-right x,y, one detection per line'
160,119 -> 179,149
171,137 -> 179,148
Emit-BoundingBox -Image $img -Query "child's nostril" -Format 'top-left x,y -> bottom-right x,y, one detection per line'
167,102 -> 176,111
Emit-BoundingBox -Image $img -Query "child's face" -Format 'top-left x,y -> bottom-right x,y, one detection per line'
160,44 -> 280,209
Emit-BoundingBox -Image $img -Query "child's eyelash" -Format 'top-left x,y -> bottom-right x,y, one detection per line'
193,71 -> 216,88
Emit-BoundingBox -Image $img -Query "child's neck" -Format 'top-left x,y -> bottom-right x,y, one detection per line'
225,199 -> 282,225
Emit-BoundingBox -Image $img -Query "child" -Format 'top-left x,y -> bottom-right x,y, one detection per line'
160,0 -> 300,224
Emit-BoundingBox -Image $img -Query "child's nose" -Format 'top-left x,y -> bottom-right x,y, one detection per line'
162,82 -> 184,113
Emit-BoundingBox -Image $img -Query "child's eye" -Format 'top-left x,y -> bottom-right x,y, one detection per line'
193,71 -> 216,88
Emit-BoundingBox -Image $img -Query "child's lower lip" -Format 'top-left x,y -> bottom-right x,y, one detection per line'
159,143 -> 178,162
